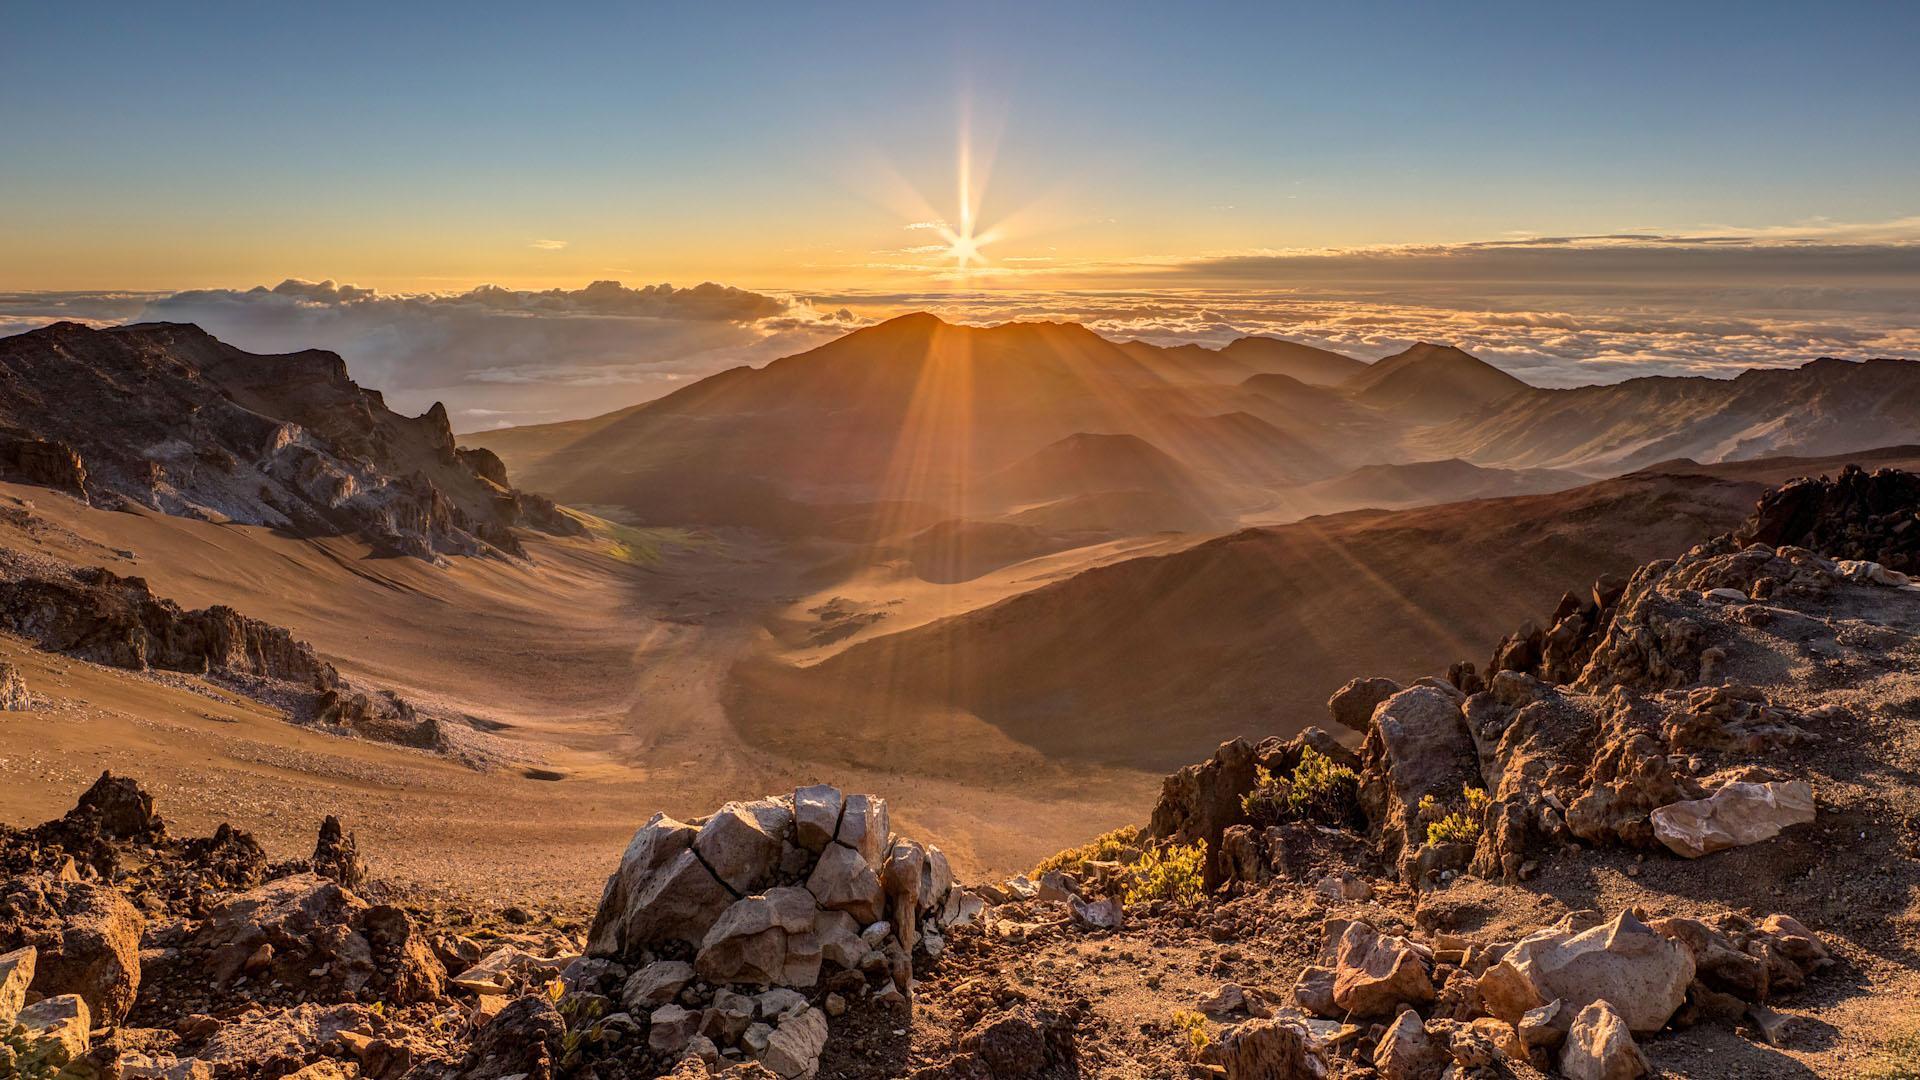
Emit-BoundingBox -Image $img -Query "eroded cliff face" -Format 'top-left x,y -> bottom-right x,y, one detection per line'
0,322 -> 583,560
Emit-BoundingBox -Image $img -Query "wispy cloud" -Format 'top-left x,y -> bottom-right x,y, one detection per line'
528,239 -> 569,251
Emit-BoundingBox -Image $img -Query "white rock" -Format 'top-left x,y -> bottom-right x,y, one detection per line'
1477,912 -> 1694,1036
1650,780 -> 1816,859
835,794 -> 889,867
1559,999 -> 1650,1080
806,842 -> 884,923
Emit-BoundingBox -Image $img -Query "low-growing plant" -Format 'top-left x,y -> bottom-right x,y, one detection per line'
1171,1008 -> 1213,1058
1423,784 -> 1492,846
1031,825 -> 1145,878
1286,747 -> 1362,824
1238,764 -> 1292,825
1123,839 -> 1207,907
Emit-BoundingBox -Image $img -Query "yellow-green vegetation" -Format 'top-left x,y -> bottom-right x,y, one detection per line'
1866,1026 -> 1920,1079
1171,1009 -> 1213,1058
1031,825 -> 1144,878
1123,840 -> 1207,906
1285,747 -> 1362,824
564,507 -> 703,564
1239,764 -> 1292,824
1423,785 -> 1492,846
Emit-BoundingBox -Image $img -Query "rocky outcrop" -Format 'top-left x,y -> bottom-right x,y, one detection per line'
580,786 -> 976,1077
0,322 -> 585,559
1742,463 -> 1920,572
0,564 -> 438,747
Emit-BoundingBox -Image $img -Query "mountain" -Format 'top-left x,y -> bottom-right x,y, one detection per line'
1424,356 -> 1920,473
1342,341 -> 1532,422
1114,336 -> 1366,386
976,432 -> 1212,508
0,322 -> 579,558
731,448 -> 1920,771
1218,335 -> 1369,386
1300,457 -> 1587,509
474,314 -> 1357,533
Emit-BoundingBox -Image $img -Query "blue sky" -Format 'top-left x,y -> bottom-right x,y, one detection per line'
4,1 -> 1917,290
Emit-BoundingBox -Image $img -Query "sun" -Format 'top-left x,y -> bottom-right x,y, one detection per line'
937,219 -> 988,269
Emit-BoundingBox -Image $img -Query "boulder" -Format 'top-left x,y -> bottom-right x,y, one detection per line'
1328,676 -> 1403,734
0,944 -> 33,1027
0,661 -> 27,710
1331,922 -> 1435,1017
15,993 -> 90,1063
957,1005 -> 1078,1080
455,995 -> 564,1080
695,800 -> 792,895
1650,780 -> 1816,858
835,794 -> 889,867
650,1003 -> 702,1056
1478,912 -> 1693,1036
310,816 -> 366,890
1359,686 -> 1477,871
697,888 -> 818,986
1559,1000 -> 1650,1080
1292,965 -> 1338,1018
588,814 -> 735,956
755,1006 -> 829,1078
1373,1009 -> 1447,1080
805,841 -> 884,924
190,1003 -> 371,1079
1069,896 -> 1124,931
793,785 -> 843,853
1202,1017 -> 1328,1079
623,959 -> 695,1010
1148,737 -> 1261,890
0,877 -> 144,1023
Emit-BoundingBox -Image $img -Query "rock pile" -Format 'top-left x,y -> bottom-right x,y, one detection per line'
1188,904 -> 1831,1079
570,785 -> 983,1077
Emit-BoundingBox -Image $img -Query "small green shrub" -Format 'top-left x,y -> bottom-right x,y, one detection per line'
1031,825 -> 1144,878
1238,764 -> 1292,825
1171,1008 -> 1213,1058
1423,784 -> 1492,846
1286,747 -> 1361,824
1123,840 -> 1207,906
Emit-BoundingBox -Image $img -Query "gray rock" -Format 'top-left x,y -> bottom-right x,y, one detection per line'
794,785 -> 843,853
622,959 -> 694,1010
588,814 -> 735,956
756,1006 -> 829,1078
806,841 -> 884,923
816,910 -> 865,970
882,839 -> 927,900
694,799 -> 792,895
649,1003 -> 701,1056
835,794 -> 889,867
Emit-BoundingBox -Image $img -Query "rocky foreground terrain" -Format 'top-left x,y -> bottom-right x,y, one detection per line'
0,324 -> 582,560
2,465 -> 1918,1078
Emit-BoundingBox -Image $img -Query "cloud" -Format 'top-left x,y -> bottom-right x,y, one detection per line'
904,220 -> 950,231
529,239 -> 569,251
112,279 -> 859,427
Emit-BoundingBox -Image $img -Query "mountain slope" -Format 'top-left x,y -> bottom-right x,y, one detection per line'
0,322 -> 578,558
732,449 -> 1920,771
1425,357 -> 1920,472
1300,457 -> 1586,508
1343,341 -> 1532,421
977,432 -> 1212,507
1218,335 -> 1369,386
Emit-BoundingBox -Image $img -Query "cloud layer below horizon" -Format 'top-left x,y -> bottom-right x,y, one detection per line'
0,234 -> 1915,428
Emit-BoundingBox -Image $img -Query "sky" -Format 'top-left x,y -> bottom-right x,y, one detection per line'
2,1 -> 1917,425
